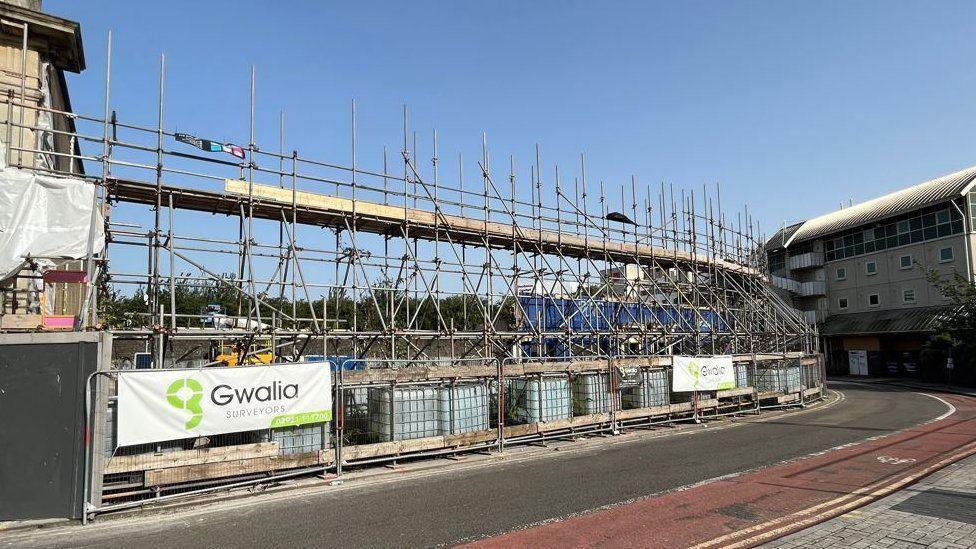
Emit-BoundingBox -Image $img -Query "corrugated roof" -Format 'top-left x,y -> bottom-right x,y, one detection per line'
819,305 -> 955,336
765,222 -> 803,252
782,165 -> 976,247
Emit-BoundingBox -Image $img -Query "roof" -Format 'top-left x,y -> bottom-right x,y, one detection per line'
0,2 -> 85,73
819,305 -> 955,336
774,165 -> 976,249
765,222 -> 803,252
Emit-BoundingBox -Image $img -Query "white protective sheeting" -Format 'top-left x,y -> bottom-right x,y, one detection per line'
0,164 -> 104,281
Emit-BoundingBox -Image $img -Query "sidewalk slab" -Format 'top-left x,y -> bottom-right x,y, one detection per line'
763,453 -> 976,549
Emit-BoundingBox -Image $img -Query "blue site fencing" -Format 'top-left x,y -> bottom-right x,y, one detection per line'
517,296 -> 728,334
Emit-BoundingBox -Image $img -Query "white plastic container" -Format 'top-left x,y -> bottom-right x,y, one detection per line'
438,383 -> 489,435
367,387 -> 440,442
509,377 -> 572,423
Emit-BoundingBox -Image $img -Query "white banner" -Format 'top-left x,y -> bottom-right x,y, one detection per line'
117,362 -> 332,446
672,355 -> 735,392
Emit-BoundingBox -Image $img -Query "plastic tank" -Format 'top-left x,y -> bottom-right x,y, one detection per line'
509,377 -> 572,423
622,369 -> 670,409
438,383 -> 489,435
367,387 -> 440,442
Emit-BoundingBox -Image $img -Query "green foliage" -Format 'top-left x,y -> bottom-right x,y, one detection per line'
921,268 -> 976,386
99,275 -> 515,333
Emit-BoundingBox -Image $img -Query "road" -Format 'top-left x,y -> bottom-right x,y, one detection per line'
1,382 -> 952,548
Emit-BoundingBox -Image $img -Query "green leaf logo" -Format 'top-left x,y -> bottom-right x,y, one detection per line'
166,377 -> 204,430
688,361 -> 700,390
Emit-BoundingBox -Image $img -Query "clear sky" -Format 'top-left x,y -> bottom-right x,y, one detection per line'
47,0 -> 976,236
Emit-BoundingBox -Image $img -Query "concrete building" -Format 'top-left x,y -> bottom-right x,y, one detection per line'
767,165 -> 976,376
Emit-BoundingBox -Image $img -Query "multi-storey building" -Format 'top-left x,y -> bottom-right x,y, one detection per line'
767,165 -> 976,376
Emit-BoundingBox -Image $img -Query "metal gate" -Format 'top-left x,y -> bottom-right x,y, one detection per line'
0,332 -> 110,520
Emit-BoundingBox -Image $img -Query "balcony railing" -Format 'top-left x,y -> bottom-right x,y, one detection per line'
799,280 -> 826,296
788,252 -> 824,271
772,275 -> 800,294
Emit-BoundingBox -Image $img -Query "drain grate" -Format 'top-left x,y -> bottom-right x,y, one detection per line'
891,489 -> 976,525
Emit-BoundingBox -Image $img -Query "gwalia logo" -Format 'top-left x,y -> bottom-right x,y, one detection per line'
210,381 -> 299,405
166,377 -> 204,430
166,378 -> 303,431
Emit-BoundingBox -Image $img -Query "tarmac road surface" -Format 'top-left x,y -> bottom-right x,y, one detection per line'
1,381 -> 951,548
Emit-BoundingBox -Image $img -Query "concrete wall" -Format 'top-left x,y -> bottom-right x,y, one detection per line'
825,234 -> 967,315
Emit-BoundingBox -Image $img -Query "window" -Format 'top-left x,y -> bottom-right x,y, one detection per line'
900,255 -> 913,269
838,298 -> 849,310
822,205 -> 964,262
939,247 -> 954,262
969,191 -> 976,230
868,293 -> 880,307
865,261 -> 877,275
836,267 -> 847,280
903,289 -> 916,303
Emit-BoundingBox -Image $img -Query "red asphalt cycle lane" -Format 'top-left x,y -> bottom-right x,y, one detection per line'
464,391 -> 976,549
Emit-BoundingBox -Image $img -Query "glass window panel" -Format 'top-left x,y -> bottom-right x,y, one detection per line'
910,229 -> 923,243
937,209 -> 950,224
854,243 -> 864,255
922,213 -> 937,227
924,226 -> 938,240
897,220 -> 910,234
909,217 -> 922,231
853,232 -> 864,244
899,233 -> 910,246
952,219 -> 964,233
938,224 -> 951,237
865,241 -> 875,253
844,235 -> 854,246
887,236 -> 898,247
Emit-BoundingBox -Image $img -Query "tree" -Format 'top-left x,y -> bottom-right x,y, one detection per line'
922,269 -> 976,386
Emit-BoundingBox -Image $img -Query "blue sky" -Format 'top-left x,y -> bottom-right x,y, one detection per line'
48,0 -> 976,239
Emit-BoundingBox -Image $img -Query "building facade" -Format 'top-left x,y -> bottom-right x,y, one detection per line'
0,0 -> 86,328
767,165 -> 976,376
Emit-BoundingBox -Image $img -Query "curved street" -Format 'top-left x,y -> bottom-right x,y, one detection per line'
2,381 -> 962,548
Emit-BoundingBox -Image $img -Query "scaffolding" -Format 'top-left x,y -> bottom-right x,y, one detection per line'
1,45 -> 815,363
0,30 -> 823,509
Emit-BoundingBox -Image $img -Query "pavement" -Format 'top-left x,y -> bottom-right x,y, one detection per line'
763,452 -> 976,549
0,381 -> 967,548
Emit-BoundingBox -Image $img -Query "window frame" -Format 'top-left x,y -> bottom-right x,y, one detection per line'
838,297 -> 849,310
836,267 -> 847,281
865,261 -> 878,276
868,293 -> 880,307
902,288 -> 916,304
899,254 -> 913,270
939,246 -> 954,263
